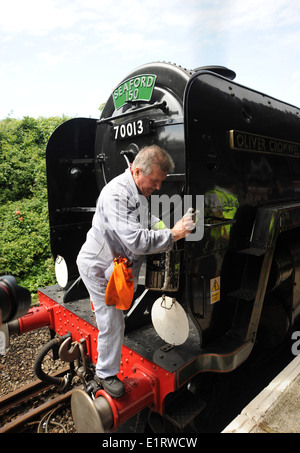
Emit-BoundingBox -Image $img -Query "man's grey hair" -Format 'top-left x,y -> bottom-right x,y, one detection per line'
132,145 -> 175,175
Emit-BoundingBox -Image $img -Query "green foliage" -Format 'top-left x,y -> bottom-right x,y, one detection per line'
0,116 -> 68,204
0,115 -> 68,301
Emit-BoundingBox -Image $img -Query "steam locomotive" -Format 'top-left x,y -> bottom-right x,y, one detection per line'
6,62 -> 300,432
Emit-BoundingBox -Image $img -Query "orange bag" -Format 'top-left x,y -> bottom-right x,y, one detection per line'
105,257 -> 134,310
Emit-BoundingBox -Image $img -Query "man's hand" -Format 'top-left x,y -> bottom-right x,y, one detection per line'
171,216 -> 194,242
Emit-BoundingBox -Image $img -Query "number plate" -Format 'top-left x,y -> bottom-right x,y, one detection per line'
112,118 -> 150,141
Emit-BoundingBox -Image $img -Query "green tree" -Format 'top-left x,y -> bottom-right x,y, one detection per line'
0,116 -> 68,300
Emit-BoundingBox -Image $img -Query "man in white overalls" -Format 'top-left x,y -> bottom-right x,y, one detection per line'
77,145 -> 192,397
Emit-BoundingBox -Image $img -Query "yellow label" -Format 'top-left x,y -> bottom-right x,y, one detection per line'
210,276 -> 221,304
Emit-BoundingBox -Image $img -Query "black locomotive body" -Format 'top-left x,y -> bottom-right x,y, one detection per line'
26,62 -> 300,431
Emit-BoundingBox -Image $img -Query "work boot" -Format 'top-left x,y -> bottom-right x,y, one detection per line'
99,375 -> 125,398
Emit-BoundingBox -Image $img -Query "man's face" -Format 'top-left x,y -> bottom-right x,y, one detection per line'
133,165 -> 167,197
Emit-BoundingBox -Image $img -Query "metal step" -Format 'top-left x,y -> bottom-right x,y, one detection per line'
164,391 -> 206,430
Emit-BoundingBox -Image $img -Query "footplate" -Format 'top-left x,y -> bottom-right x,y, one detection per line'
164,391 -> 206,429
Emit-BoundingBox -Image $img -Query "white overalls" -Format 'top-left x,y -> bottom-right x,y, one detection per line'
76,168 -> 173,378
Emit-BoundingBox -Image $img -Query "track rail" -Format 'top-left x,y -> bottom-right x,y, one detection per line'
0,389 -> 74,433
0,367 -> 70,416
0,367 -> 76,433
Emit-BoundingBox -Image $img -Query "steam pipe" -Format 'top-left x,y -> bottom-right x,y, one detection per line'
34,334 -> 71,387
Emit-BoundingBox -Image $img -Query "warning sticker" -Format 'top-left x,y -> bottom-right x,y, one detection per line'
210,276 -> 221,304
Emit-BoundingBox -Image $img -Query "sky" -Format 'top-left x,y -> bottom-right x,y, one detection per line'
1,0 -> 300,120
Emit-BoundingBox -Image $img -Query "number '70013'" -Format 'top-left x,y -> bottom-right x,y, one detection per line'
113,120 -> 144,140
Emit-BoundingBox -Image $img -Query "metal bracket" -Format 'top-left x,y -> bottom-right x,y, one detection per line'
161,294 -> 175,310
59,336 -> 86,363
97,101 -> 169,125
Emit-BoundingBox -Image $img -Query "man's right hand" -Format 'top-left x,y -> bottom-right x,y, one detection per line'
171,216 -> 194,242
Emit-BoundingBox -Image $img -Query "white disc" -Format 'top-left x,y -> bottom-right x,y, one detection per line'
55,255 -> 68,288
151,296 -> 189,345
